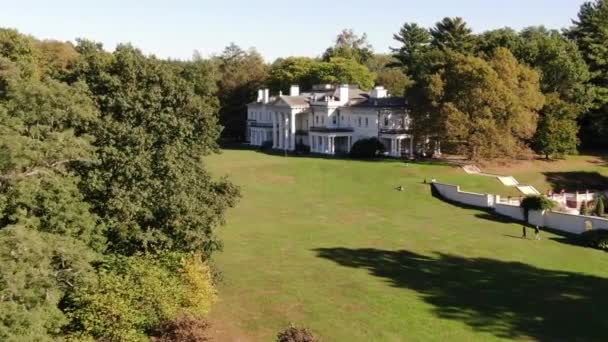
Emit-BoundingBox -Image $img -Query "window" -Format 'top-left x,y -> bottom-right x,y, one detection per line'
384,116 -> 389,126
332,116 -> 337,124
358,117 -> 362,127
322,116 -> 325,124
365,117 -> 369,127
315,116 -> 319,124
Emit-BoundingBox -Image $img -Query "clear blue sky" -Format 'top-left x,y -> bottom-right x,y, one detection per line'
0,0 -> 587,61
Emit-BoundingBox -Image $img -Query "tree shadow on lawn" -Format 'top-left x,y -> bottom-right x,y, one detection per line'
314,247 -> 608,341
543,171 -> 608,192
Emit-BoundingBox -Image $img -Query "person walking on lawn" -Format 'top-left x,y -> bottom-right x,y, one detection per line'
534,225 -> 540,240
522,225 -> 527,239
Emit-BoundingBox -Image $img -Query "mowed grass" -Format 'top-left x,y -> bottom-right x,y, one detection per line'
205,149 -> 608,342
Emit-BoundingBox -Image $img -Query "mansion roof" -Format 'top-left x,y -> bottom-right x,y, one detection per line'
248,86 -> 408,110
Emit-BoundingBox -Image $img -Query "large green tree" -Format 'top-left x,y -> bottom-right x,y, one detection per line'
69,42 -> 239,256
391,23 -> 432,75
0,29 -> 237,340
567,0 -> 608,147
268,56 -> 375,91
322,29 -> 374,65
423,49 -> 545,159
214,43 -> 268,140
534,94 -> 580,159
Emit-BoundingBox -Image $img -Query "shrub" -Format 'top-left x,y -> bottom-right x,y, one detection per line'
151,314 -> 210,342
520,195 -> 556,220
581,229 -> 608,251
181,254 -> 218,316
65,254 -> 217,341
595,196 -> 605,217
349,138 -> 385,159
260,140 -> 273,151
580,200 -> 590,216
276,324 -> 319,342
295,142 -> 310,153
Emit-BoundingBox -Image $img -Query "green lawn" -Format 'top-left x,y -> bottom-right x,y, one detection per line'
206,149 -> 608,341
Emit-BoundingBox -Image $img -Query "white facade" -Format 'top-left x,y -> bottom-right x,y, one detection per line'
246,84 -> 414,157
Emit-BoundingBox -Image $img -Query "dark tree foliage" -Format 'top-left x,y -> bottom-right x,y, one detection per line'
391,23 -> 432,75
349,138 -> 386,159
152,314 -> 211,342
68,43 -> 240,256
214,43 -> 268,140
323,29 -> 374,64
430,17 -> 476,54
276,325 -> 319,342
0,28 -> 237,340
567,0 -> 608,147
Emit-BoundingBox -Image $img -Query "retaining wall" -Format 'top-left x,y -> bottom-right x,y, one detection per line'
432,182 -> 494,208
432,181 -> 608,236
495,203 -> 525,221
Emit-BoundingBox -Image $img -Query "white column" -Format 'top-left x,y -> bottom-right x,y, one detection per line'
347,136 -> 352,153
330,137 -> 335,155
284,114 -> 289,151
272,113 -> 277,148
278,113 -> 284,149
311,134 -> 315,152
321,136 -> 326,154
409,136 -> 414,158
290,113 -> 296,151
397,139 -> 402,157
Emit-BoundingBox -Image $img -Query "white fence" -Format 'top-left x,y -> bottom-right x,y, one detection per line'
432,182 -> 495,208
432,181 -> 608,236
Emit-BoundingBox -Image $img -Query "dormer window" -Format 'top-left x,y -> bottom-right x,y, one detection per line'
384,117 -> 389,126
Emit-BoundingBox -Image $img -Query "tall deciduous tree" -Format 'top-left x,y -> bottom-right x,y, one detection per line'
534,94 -> 580,159
322,29 -> 373,65
214,43 -> 268,140
427,49 -> 544,159
268,56 -> 375,91
68,43 -> 240,256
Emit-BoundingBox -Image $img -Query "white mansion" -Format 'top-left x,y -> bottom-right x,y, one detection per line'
246,84 -> 414,157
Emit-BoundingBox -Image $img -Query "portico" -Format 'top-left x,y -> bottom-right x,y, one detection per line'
309,129 -> 353,155
380,131 -> 414,158
271,111 -> 296,151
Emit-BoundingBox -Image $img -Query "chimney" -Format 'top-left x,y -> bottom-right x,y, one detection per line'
263,89 -> 269,103
257,89 -> 263,102
371,86 -> 387,99
339,84 -> 349,104
290,85 -> 300,96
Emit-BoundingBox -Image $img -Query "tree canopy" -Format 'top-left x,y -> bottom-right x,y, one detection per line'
0,28 -> 238,340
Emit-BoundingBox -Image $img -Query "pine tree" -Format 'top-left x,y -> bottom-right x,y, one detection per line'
596,197 -> 605,217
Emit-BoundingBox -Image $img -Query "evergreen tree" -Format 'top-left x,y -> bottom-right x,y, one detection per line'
391,23 -> 432,74
567,0 -> 608,147
430,17 -> 475,54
